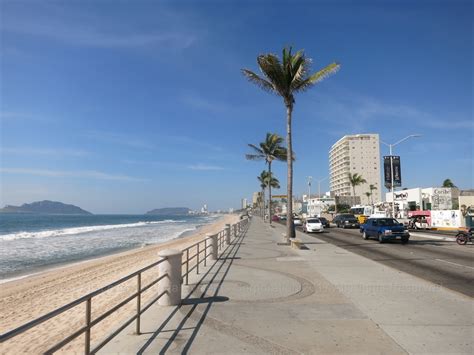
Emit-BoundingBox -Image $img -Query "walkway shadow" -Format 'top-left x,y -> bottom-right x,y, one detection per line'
136,222 -> 250,355
181,296 -> 229,305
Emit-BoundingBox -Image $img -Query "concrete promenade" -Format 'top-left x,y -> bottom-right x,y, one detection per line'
103,217 -> 472,354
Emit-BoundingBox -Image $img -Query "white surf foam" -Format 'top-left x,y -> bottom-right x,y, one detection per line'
0,219 -> 179,241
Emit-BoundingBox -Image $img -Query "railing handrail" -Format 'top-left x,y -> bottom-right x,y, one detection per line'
0,217 -> 249,353
0,257 -> 168,342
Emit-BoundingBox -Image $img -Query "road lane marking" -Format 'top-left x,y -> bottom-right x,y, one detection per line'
409,232 -> 456,241
435,259 -> 474,270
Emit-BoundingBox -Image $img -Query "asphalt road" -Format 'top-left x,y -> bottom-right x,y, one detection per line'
296,224 -> 474,297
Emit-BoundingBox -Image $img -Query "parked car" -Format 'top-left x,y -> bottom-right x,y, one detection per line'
333,214 -> 360,228
272,215 -> 280,222
303,218 -> 324,233
293,217 -> 303,226
318,217 -> 330,228
360,217 -> 410,244
279,214 -> 287,220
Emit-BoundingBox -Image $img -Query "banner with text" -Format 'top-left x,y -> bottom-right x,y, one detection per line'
384,156 -> 402,188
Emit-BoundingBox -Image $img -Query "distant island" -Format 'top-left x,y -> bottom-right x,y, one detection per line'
0,200 -> 93,215
146,207 -> 190,215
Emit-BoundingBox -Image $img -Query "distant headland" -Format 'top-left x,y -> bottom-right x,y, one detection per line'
0,200 -> 92,215
146,207 -> 191,215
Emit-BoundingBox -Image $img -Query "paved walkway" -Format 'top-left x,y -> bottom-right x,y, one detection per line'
102,218 -> 472,354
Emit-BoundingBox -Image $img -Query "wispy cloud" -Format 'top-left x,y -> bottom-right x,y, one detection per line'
187,164 -> 225,171
1,168 -> 147,182
309,91 -> 473,133
168,135 -> 224,152
0,111 -> 53,123
1,4 -> 196,50
1,147 -> 91,157
85,131 -> 155,150
180,93 -> 230,114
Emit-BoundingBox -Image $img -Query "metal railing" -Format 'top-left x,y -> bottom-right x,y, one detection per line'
0,218 -> 248,354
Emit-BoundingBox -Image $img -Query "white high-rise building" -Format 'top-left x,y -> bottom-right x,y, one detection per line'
329,134 -> 382,203
241,198 -> 248,210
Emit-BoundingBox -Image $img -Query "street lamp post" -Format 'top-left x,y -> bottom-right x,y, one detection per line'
307,176 -> 312,216
381,134 -> 421,218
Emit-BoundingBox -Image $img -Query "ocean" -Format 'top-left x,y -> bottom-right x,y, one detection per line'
0,213 -> 220,282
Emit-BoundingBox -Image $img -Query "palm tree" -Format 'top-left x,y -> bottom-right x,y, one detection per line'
365,192 -> 371,204
442,179 -> 456,188
242,47 -> 340,238
348,173 -> 367,197
257,171 -> 267,218
246,133 -> 287,224
257,171 -> 281,219
369,184 -> 377,205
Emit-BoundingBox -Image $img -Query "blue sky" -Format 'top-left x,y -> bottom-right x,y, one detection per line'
1,0 -> 472,214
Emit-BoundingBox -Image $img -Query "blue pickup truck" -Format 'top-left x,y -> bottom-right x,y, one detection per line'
360,217 -> 410,244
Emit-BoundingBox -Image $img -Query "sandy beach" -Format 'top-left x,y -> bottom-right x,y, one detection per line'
0,214 -> 240,354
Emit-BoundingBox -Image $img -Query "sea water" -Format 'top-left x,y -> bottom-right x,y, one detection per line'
0,213 -> 219,282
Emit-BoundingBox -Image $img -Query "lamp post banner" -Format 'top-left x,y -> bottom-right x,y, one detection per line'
384,156 -> 402,188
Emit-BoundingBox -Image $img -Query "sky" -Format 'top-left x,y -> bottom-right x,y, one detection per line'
0,0 -> 472,214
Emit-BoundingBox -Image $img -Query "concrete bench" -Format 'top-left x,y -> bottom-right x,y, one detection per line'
290,238 -> 304,249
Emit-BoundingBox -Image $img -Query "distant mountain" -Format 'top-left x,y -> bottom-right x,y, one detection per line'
146,207 -> 190,215
0,200 -> 92,215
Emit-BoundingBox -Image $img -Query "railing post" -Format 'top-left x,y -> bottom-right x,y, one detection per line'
204,240 -> 207,267
197,243 -> 200,274
225,224 -> 231,245
185,249 -> 189,285
158,250 -> 183,306
210,234 -> 218,260
85,298 -> 91,355
136,273 -> 141,334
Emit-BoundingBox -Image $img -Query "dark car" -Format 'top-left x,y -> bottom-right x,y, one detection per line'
333,214 -> 360,228
360,217 -> 410,244
318,217 -> 330,228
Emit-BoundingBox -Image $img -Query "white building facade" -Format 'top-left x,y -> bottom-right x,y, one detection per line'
329,134 -> 382,202
385,187 -> 458,218
307,197 -> 336,217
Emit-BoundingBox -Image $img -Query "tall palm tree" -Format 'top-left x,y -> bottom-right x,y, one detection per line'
348,173 -> 367,197
369,184 -> 377,205
246,133 -> 287,224
242,47 -> 340,238
365,192 -> 372,204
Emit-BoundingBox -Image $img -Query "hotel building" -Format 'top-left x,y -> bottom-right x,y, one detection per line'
329,134 -> 382,203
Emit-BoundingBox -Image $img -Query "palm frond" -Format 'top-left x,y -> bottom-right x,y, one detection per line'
293,62 -> 340,92
241,69 -> 275,94
246,154 -> 264,161
307,62 -> 341,84
257,54 -> 287,96
247,143 -> 264,155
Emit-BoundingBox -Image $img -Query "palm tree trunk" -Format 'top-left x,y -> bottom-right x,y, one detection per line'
261,187 -> 265,218
268,162 -> 272,224
286,103 -> 295,239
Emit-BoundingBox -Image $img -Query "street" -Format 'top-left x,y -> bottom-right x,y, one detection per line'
291,223 -> 474,297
